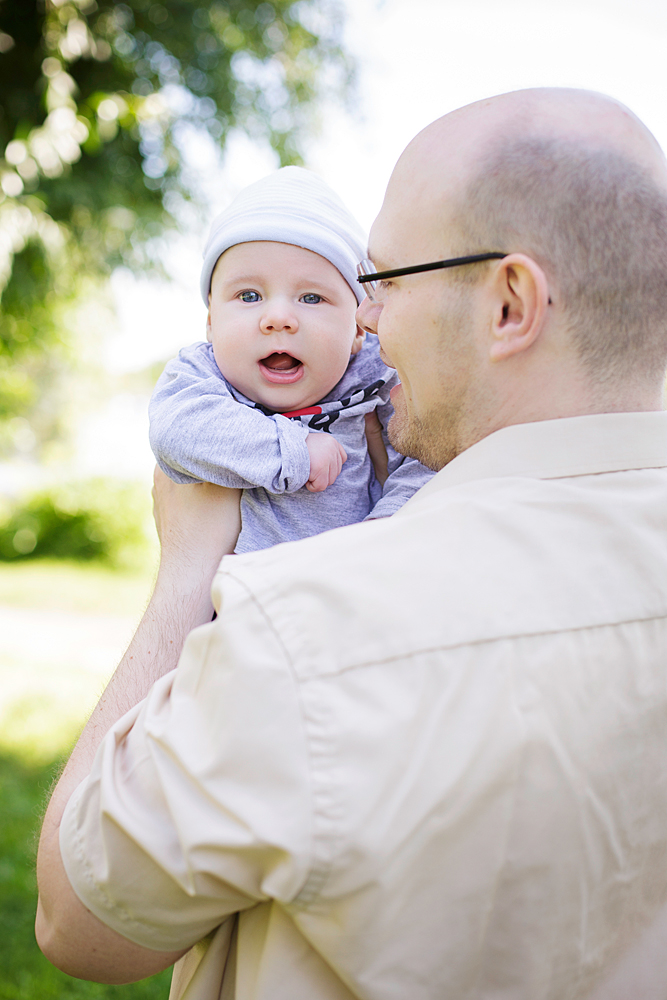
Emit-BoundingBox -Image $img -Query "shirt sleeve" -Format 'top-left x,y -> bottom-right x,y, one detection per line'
59,572 -> 313,952
149,343 -> 311,493
365,378 -> 435,519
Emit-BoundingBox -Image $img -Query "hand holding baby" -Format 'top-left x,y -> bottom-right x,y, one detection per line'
149,167 -> 433,554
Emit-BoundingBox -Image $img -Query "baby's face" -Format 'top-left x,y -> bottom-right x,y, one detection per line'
207,241 -> 364,412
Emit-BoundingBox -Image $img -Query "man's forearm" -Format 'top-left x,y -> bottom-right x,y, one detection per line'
45,570 -> 214,827
40,475 -> 241,829
35,476 -> 241,981
34,562 -> 214,980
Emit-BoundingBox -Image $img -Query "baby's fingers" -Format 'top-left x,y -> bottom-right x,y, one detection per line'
305,433 -> 347,491
306,468 -> 329,492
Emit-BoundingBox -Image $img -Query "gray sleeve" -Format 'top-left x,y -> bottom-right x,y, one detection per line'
149,343 -> 311,493
365,375 -> 435,518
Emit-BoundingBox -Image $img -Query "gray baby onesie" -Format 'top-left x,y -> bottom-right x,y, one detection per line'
149,334 -> 434,553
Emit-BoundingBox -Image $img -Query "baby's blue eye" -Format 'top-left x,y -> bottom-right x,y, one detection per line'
301,293 -> 322,304
239,290 -> 261,303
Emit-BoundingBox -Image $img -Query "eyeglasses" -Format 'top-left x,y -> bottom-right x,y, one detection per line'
357,253 -> 507,304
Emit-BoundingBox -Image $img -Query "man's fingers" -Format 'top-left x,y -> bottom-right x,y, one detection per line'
364,411 -> 388,486
152,465 -> 242,562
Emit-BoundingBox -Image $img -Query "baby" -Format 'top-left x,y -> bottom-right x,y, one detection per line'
149,167 -> 433,554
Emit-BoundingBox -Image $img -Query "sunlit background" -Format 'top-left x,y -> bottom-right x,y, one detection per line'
1,0 -> 666,800
3,0 -> 667,797
77,0 -> 667,481
1,1 -> 667,991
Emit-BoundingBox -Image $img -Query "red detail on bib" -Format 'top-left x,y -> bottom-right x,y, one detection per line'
280,405 -> 323,418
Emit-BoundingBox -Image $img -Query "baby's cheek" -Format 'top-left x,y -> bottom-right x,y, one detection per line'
211,341 -> 225,373
211,341 -> 243,386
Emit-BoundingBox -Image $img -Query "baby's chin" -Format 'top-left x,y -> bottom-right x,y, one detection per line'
253,387 -> 328,414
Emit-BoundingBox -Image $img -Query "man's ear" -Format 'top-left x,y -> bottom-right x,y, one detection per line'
489,254 -> 550,361
350,324 -> 365,355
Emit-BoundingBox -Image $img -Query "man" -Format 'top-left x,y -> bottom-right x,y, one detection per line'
36,88 -> 667,999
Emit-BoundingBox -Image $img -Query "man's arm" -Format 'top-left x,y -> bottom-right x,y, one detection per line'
35,472 -> 241,984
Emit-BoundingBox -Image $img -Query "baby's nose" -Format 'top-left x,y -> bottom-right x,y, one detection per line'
259,302 -> 298,334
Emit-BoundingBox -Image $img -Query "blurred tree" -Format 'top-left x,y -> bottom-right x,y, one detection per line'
0,0 -> 350,451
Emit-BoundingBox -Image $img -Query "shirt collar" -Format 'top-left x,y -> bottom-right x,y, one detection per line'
403,411 -> 667,507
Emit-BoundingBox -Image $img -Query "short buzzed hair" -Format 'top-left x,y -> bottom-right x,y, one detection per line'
455,137 -> 667,383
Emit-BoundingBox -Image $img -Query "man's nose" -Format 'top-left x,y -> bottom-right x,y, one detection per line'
259,300 -> 298,334
356,295 -> 380,335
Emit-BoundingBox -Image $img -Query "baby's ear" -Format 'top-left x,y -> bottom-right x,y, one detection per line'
206,304 -> 213,343
350,325 -> 365,355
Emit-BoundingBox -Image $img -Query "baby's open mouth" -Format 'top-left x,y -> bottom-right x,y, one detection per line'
261,352 -> 301,372
259,352 -> 305,384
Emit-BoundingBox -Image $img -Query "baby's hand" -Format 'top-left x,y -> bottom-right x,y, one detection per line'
306,432 -> 347,492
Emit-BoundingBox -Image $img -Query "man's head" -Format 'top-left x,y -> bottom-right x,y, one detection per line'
202,167 -> 365,411
357,88 -> 667,470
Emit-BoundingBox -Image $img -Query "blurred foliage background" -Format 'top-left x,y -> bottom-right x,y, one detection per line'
0,0 -> 351,994
0,0 -> 350,474
0,477 -> 150,564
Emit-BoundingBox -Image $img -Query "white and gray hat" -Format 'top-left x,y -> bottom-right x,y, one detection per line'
200,166 -> 367,305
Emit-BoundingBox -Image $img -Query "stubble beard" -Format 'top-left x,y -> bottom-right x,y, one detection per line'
387,291 -> 477,471
387,397 -> 466,471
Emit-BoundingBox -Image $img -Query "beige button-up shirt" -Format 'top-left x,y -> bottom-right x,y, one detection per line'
61,412 -> 667,1000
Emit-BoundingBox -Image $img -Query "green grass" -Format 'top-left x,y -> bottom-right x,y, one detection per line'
0,753 -> 173,999
0,559 -> 176,998
0,559 -> 156,764
0,558 -> 156,616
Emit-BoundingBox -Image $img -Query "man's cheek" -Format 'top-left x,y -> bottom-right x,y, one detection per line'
379,329 -> 408,374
